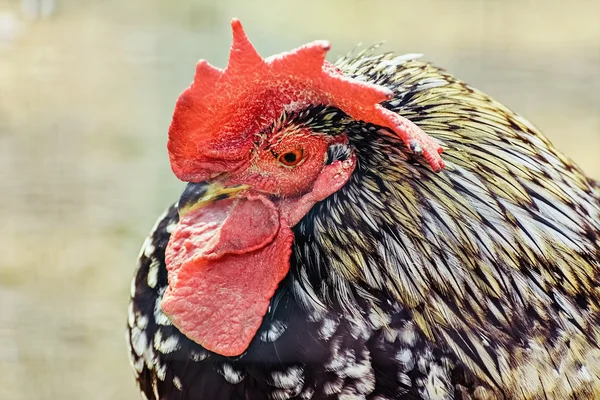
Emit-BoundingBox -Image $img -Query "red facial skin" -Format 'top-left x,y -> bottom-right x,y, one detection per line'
225,129 -> 357,228
222,128 -> 355,216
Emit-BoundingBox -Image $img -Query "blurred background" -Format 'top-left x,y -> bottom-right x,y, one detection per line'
0,0 -> 599,399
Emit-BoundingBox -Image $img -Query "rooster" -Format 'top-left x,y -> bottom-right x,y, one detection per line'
127,19 -> 600,400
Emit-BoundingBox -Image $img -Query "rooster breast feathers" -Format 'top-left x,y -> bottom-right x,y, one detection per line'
128,41 -> 600,400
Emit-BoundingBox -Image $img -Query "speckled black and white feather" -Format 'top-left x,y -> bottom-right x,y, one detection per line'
128,50 -> 600,400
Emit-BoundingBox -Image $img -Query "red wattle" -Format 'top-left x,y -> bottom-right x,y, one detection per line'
161,195 -> 293,356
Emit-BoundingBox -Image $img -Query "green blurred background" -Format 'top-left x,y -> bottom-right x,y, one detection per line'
0,0 -> 599,399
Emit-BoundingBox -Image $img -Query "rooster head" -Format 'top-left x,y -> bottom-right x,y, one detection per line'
161,19 -> 443,357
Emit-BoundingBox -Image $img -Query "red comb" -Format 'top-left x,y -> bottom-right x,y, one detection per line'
168,19 -> 444,182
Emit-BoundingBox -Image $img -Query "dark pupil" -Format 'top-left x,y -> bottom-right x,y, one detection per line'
283,152 -> 297,163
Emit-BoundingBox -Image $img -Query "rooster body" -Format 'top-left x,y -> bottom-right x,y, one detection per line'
128,30 -> 600,400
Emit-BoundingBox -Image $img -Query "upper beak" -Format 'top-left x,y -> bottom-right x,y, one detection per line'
177,182 -> 250,218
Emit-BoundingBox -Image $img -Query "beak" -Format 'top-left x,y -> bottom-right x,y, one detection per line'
177,182 -> 250,218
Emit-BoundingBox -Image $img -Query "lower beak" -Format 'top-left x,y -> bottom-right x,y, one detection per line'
177,182 -> 250,218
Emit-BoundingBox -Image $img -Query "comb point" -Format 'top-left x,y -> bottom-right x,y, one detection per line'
195,60 -> 222,82
269,40 -> 330,75
228,18 -> 263,71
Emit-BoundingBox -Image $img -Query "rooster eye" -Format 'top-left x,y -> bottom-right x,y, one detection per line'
278,149 -> 304,167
